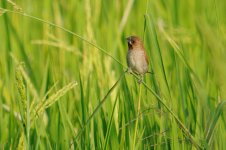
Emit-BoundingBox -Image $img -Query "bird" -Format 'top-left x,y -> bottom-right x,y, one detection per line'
126,35 -> 152,83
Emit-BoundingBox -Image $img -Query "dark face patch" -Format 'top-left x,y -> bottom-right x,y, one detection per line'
127,36 -> 138,50
127,42 -> 133,49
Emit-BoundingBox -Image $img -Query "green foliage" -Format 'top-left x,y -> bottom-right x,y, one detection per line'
0,0 -> 226,149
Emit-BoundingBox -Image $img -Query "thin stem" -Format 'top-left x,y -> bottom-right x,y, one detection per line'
131,72 -> 203,150
132,83 -> 142,150
0,8 -> 126,68
71,71 -> 126,148
1,8 -> 203,149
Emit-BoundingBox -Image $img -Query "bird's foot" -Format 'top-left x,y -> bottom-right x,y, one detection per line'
147,70 -> 154,74
137,75 -> 143,84
138,78 -> 143,84
126,68 -> 133,74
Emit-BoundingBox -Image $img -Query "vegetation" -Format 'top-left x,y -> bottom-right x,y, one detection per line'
0,0 -> 226,149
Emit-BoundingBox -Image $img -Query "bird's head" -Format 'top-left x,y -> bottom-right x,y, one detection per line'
126,36 -> 143,50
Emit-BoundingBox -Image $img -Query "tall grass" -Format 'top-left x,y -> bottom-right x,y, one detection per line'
0,0 -> 226,149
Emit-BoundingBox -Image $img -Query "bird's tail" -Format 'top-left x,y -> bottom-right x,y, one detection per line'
147,71 -> 154,74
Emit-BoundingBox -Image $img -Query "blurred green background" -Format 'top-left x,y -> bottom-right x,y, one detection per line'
0,0 -> 226,149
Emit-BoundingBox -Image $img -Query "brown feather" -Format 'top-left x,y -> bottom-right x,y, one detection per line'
144,50 -> 149,64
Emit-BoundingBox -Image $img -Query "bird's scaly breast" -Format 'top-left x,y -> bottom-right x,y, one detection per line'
127,49 -> 148,74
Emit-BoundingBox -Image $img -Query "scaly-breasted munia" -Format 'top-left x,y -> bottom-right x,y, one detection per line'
126,36 -> 149,76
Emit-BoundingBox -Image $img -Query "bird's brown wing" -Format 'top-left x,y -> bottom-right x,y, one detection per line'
144,50 -> 149,64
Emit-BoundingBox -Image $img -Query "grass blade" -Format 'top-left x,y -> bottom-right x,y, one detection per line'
205,101 -> 226,146
31,81 -> 77,123
103,96 -> 119,150
131,72 -> 203,150
72,71 -> 126,145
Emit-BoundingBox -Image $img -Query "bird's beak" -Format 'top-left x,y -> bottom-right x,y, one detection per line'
126,37 -> 132,45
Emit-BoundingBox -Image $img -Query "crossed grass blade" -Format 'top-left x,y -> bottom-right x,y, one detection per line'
2,8 -> 204,149
205,101 -> 226,147
30,81 -> 77,124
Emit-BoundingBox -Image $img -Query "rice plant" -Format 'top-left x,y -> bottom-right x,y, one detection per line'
0,0 -> 226,149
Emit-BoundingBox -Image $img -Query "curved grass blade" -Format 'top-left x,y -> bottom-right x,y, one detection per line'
148,15 -> 172,100
131,72 -> 203,150
205,101 -> 226,146
31,81 -> 77,123
72,71 -> 126,146
0,8 -> 126,69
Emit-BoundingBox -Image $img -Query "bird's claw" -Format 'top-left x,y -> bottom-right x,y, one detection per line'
126,68 -> 143,84
127,68 -> 133,74
147,70 -> 154,74
138,78 -> 143,84
137,75 -> 143,84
